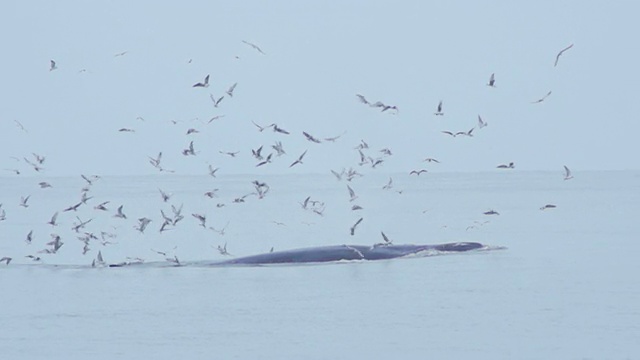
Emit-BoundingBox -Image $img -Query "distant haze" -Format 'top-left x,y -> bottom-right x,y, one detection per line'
2,1 -> 639,176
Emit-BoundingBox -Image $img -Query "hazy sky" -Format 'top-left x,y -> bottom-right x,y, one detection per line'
1,1 -> 638,176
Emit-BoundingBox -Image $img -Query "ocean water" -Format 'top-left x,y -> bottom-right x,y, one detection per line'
1,171 -> 639,359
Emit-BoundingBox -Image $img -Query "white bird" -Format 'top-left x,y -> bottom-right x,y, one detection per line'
477,115 -> 488,129
242,40 -> 266,55
563,165 -> 574,180
347,185 -> 358,202
531,91 -> 552,104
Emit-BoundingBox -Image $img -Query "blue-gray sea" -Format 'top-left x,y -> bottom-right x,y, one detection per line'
1,171 -> 638,359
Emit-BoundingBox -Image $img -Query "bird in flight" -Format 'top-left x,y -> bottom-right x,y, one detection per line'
531,91 -> 552,104
242,40 -> 266,55
410,169 -> 428,176
226,83 -> 238,97
423,157 -> 440,163
496,162 -> 515,169
303,131 -> 321,143
477,115 -> 488,129
193,74 -> 210,88
540,204 -> 557,211
289,150 -> 308,168
49,60 -> 57,71
350,217 -> 363,236
554,44 -> 574,67
563,165 -> 574,180
434,101 -> 444,116
487,73 -> 496,87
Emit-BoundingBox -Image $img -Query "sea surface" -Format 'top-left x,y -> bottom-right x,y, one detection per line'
1,171 -> 638,359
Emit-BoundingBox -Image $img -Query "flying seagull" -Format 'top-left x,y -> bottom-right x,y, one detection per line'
497,162 -> 515,169
477,115 -> 488,129
487,73 -> 496,87
434,100 -> 444,116
226,83 -> 237,97
193,74 -> 210,88
49,60 -> 57,71
563,165 -> 574,180
242,40 -> 266,55
350,217 -> 364,236
531,91 -> 553,104
289,150 -> 308,168
554,44 -> 574,67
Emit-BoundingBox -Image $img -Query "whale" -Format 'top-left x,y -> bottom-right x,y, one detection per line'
105,242 -> 488,268
208,242 -> 485,266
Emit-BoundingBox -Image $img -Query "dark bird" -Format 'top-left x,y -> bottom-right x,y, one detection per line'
242,40 -> 266,55
94,201 -> 110,211
350,217 -> 364,236
193,75 -> 210,88
347,185 -> 358,202
219,150 -> 239,157
434,100 -> 444,116
410,169 -> 428,176
554,44 -> 574,67
423,158 -> 440,163
49,60 -> 57,71
487,73 -> 496,87
303,131 -> 322,143
63,202 -> 82,212
483,210 -> 500,215
540,204 -> 557,211
381,231 -> 393,245
289,150 -> 308,168
531,91 -> 552,104
272,124 -> 290,135
496,162 -> 515,169
39,182 -> 52,188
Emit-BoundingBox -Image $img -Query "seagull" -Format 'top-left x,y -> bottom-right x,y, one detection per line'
208,165 -> 220,177
252,121 -> 272,132
531,91 -> 552,104
39,182 -> 52,188
0,257 -> 11,265
49,60 -> 57,71
118,128 -> 135,132
350,217 -> 363,236
94,201 -> 110,211
423,157 -> 440,163
382,177 -> 393,190
219,150 -> 239,157
434,100 -> 444,116
563,165 -> 574,180
193,74 -> 210,88
63,202 -> 82,212
217,242 -> 232,255
158,188 -> 172,202
47,212 -> 59,226
347,185 -> 358,202
540,204 -> 557,210
192,213 -> 207,228
324,132 -> 346,142
272,141 -> 286,156
484,210 -> 500,215
303,131 -> 322,143
14,120 -> 28,133
380,231 -> 393,245
487,73 -> 496,87
410,169 -> 428,176
272,124 -> 290,135
210,94 -> 224,107
497,162 -> 515,169
351,205 -> 363,211
242,40 -> 266,55
135,217 -> 152,233
477,115 -> 488,129
208,115 -> 225,123
186,128 -> 199,135
256,153 -> 273,167
114,51 -> 128,57
19,195 -> 31,208
226,83 -> 237,97
356,94 -> 370,105
554,44 -> 574,67
114,205 -> 127,219
289,150 -> 308,168
26,230 -> 33,244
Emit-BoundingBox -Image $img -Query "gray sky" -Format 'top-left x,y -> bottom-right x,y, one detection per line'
1,1 -> 638,176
